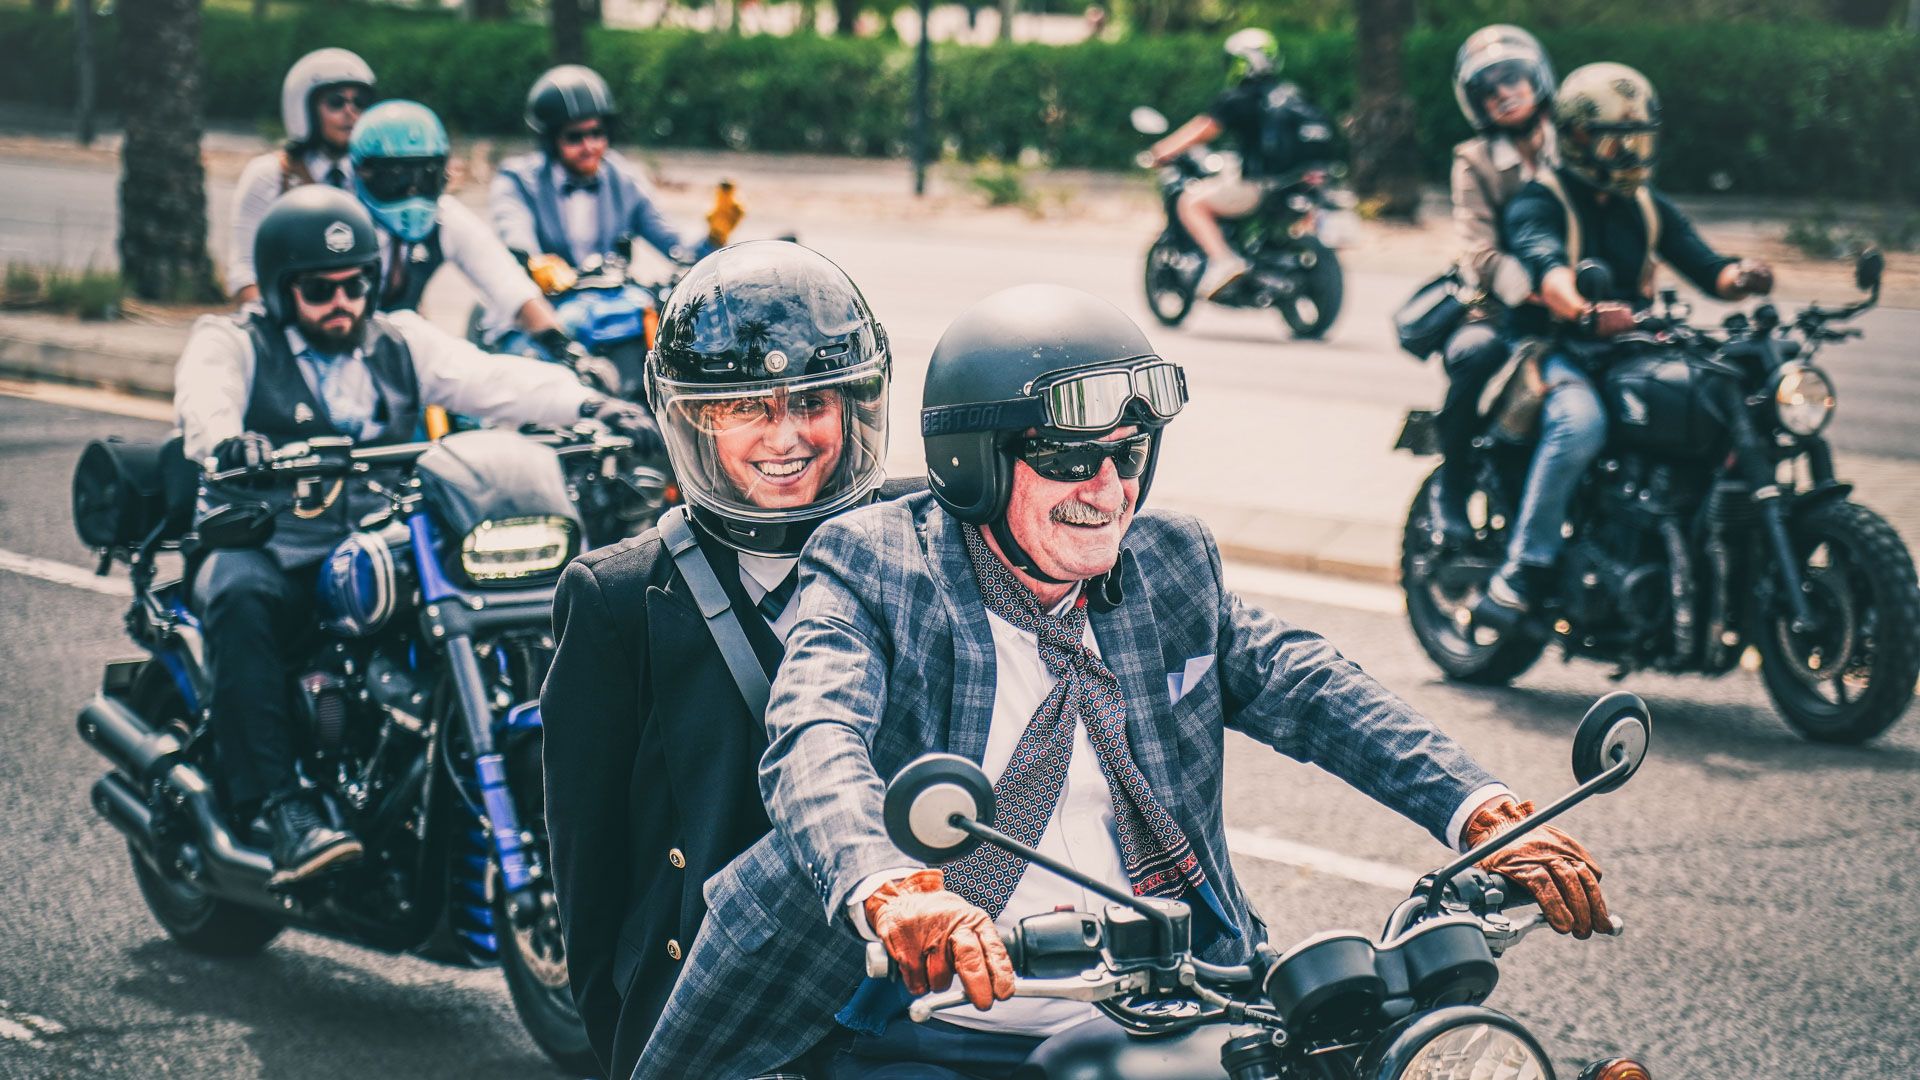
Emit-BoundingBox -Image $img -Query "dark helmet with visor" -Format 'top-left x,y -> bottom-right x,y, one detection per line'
1555,62 -> 1661,195
526,64 -> 616,143
646,241 -> 890,556
1454,25 -> 1555,133
921,284 -> 1186,582
253,185 -> 381,325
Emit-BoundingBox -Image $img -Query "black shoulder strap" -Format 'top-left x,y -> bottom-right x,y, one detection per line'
658,505 -> 772,720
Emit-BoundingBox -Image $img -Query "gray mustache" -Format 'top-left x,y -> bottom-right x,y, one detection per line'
1052,502 -> 1117,526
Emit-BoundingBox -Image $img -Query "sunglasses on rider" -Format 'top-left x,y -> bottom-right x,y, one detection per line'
921,358 -> 1187,437
1013,432 -> 1155,483
558,124 -> 609,147
357,159 -> 448,203
294,273 -> 373,305
318,88 -> 369,113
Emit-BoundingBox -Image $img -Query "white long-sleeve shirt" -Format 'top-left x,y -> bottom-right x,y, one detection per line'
226,148 -> 356,297
173,308 -> 594,462
382,195 -> 542,338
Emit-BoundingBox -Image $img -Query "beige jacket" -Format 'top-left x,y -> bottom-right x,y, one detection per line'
1451,125 -> 1557,305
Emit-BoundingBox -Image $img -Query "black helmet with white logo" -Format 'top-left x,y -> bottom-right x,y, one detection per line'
252,185 -> 381,324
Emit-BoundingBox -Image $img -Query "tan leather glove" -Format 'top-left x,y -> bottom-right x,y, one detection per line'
706,180 -> 744,248
527,253 -> 578,296
864,869 -> 1015,1010
1584,301 -> 1638,339
1733,260 -> 1774,297
1465,797 -> 1610,939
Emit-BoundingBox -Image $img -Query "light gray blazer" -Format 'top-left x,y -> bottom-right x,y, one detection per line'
633,492 -> 1500,1077
1452,125 -> 1557,304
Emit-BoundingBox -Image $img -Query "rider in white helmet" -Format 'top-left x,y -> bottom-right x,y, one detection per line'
226,48 -> 376,303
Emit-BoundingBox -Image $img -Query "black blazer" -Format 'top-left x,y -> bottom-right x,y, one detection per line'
539,482 -> 920,1079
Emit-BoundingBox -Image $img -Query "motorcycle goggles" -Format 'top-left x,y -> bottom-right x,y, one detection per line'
1013,431 -> 1155,483
919,357 -> 1187,438
357,157 -> 448,203
652,362 -> 889,524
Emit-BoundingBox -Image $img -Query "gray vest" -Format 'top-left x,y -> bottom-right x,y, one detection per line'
236,310 -> 423,567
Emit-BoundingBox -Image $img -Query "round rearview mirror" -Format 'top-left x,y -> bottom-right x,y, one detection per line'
1130,106 -> 1170,136
882,754 -> 996,865
1855,247 -> 1884,293
1572,691 -> 1651,792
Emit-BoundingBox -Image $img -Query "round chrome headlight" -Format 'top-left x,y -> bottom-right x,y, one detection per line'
1773,363 -> 1836,437
1359,1007 -> 1555,1080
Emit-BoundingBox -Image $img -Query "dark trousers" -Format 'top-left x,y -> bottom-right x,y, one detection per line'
194,548 -> 319,809
1438,319 -> 1513,467
825,1018 -> 1045,1080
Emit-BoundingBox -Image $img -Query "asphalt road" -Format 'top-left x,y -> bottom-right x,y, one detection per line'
3,390 -> 1917,1078
1,152 -> 1917,464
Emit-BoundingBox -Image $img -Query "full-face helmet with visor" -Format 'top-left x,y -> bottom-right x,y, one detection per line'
1453,25 -> 1555,133
646,241 -> 890,556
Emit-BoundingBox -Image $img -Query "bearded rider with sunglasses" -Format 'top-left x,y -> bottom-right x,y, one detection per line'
634,285 -> 1613,1078
489,65 -> 738,296
227,49 -> 377,302
346,100 -> 576,358
173,188 -> 657,886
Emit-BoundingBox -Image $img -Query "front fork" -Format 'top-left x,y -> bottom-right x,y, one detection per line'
1726,410 -> 1822,634
444,634 -> 536,920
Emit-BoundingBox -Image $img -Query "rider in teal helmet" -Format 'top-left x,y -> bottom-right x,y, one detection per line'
344,101 -> 572,348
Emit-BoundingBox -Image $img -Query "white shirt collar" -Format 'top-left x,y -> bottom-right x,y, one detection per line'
736,551 -> 798,594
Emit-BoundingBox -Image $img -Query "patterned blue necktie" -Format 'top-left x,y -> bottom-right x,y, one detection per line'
302,349 -> 365,441
943,524 -> 1207,919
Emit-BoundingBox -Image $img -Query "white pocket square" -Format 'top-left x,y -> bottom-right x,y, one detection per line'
1168,654 -> 1215,704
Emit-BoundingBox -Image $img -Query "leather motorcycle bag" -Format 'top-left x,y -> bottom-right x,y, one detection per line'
72,436 -> 192,549
1394,268 -> 1469,361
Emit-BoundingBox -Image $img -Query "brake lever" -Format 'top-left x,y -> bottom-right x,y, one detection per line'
1480,907 -> 1625,956
906,972 -> 1150,1023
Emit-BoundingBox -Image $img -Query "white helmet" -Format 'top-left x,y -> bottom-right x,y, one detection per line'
280,48 -> 376,147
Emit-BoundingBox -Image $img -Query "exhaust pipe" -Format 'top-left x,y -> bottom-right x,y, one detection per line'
78,696 -> 274,895
77,694 -> 183,781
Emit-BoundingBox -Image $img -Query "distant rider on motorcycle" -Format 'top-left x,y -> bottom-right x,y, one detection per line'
488,65 -> 742,300
1473,63 -> 1774,631
635,285 -> 1611,1077
174,187 -> 657,886
227,48 -> 375,303
347,100 -> 575,358
1146,29 -> 1335,300
1428,25 -> 1558,543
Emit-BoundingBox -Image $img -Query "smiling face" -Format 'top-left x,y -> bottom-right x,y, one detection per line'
1000,425 -> 1142,588
706,388 -> 848,510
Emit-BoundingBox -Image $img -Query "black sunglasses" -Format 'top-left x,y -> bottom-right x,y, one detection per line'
1014,432 -> 1154,483
559,124 -> 610,147
318,88 -> 369,112
358,159 -> 448,202
294,274 -> 372,305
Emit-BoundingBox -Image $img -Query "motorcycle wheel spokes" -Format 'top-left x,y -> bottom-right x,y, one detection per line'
1145,241 -> 1196,327
1401,469 -> 1545,686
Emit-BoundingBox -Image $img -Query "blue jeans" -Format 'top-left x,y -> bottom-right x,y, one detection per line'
1507,353 -> 1607,571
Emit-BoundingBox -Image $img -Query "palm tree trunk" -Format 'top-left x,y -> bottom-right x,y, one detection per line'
833,0 -> 860,35
1349,0 -> 1422,221
117,0 -> 219,302
552,0 -> 586,63
997,0 -> 1015,41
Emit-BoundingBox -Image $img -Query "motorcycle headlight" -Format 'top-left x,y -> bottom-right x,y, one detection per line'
1773,363 -> 1836,437
1359,1007 -> 1554,1080
459,516 -> 577,582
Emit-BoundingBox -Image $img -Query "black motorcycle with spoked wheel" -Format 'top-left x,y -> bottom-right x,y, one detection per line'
1130,107 -> 1348,340
1397,250 -> 1917,744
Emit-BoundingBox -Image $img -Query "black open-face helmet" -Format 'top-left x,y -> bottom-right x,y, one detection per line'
253,185 -> 381,325
526,64 -> 616,147
646,241 -> 891,556
921,284 -> 1186,581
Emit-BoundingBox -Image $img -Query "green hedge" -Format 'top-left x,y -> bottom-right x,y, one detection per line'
5,7 -> 1915,201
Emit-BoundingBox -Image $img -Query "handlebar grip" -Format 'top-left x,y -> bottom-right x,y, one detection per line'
864,930 -> 1022,981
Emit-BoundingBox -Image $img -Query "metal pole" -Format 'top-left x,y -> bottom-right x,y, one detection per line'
912,0 -> 931,196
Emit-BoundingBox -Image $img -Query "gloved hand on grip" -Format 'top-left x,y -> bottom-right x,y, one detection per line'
209,433 -> 275,476
864,869 -> 1015,1010
1580,301 -> 1638,339
585,396 -> 665,458
1464,797 -> 1610,939
706,180 -> 745,248
1730,260 -> 1774,298
527,253 -> 578,296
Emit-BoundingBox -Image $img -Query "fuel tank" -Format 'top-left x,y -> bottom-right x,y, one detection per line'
1014,1016 -> 1232,1080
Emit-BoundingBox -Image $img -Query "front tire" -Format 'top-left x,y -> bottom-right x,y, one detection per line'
496,878 -> 597,1075
1757,500 -> 1920,743
1277,236 -> 1343,340
1144,233 -> 1197,328
1402,466 -> 1546,685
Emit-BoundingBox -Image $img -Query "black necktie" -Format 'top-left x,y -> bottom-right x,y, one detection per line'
325,164 -> 347,189
756,569 -> 798,625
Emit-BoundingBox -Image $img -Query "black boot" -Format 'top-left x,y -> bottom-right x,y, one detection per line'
264,790 -> 362,887
1427,458 -> 1474,545
1471,564 -> 1553,635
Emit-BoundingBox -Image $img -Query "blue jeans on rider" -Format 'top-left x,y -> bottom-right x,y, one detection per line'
826,1017 -> 1044,1079
1507,353 -> 1607,574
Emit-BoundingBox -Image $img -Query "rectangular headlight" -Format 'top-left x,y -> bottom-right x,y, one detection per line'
459,516 -> 577,582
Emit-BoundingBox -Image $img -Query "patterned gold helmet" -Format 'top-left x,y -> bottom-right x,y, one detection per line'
1554,62 -> 1661,194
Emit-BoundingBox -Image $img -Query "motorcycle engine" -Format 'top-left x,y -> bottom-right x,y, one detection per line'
296,670 -> 353,755
1562,486 -> 1672,645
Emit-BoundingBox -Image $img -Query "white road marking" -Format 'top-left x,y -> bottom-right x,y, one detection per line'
0,548 -> 130,596
1224,828 -> 1419,892
0,1000 -> 67,1044
1223,561 -> 1404,615
0,377 -> 172,422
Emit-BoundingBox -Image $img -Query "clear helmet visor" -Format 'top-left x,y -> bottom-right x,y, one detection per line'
656,362 -> 889,524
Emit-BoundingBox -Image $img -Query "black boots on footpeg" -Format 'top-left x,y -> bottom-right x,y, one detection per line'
1471,564 -> 1553,635
264,790 -> 363,888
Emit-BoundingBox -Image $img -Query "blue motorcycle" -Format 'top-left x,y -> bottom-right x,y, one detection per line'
72,427 -> 634,1074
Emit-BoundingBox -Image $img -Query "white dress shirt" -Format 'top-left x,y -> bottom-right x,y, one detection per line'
173,308 -> 595,462
737,551 -> 802,641
848,587 -> 1509,1039
226,148 -> 355,296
